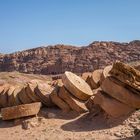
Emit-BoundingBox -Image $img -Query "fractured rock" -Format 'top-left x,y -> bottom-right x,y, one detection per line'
0,85 -> 10,107
35,83 -> 54,107
25,83 -> 41,102
101,77 -> 140,108
62,71 -> 93,101
0,85 -> 6,108
93,91 -> 135,118
50,86 -> 71,112
58,85 -> 87,113
82,72 -> 92,81
7,86 -> 16,107
8,86 -> 22,106
18,86 -> 33,104
85,75 -> 92,88
100,65 -> 112,83
85,99 -> 102,116
110,61 -> 140,91
1,102 -> 42,120
85,88 -> 100,111
90,69 -> 103,89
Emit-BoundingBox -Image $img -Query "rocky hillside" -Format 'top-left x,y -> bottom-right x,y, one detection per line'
0,40 -> 140,75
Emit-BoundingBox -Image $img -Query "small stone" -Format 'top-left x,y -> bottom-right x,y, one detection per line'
37,117 -> 44,122
22,120 -> 30,130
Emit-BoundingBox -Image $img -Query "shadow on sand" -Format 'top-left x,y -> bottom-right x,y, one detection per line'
61,112 -> 133,132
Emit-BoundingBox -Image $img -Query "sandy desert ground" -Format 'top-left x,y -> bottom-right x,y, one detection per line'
0,107 -> 139,140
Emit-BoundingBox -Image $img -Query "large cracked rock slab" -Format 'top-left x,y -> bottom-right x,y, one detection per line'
50,86 -> 71,112
7,86 -> 16,107
0,84 -> 10,108
35,83 -> 55,107
18,86 -> 33,104
85,88 -> 100,112
1,102 -> 42,120
62,71 -> 93,101
93,91 -> 135,118
90,69 -> 103,89
101,77 -> 140,109
100,65 -> 112,83
25,82 -> 41,102
58,85 -> 88,113
110,61 -> 140,92
8,86 -> 22,106
0,85 -> 6,108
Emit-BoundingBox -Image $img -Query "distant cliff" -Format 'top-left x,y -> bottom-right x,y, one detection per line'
0,40 -> 140,75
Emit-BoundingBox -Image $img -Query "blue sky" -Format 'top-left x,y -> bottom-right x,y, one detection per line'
0,0 -> 140,53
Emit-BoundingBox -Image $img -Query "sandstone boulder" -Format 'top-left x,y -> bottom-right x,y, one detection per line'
90,69 -> 103,89
1,102 -> 42,120
18,86 -> 33,104
93,91 -> 135,118
85,76 -> 92,88
35,83 -> 54,107
62,71 -> 93,101
58,85 -> 87,113
8,86 -> 22,106
0,85 -> 10,107
110,61 -> 140,91
25,83 -> 41,102
8,86 -> 17,107
85,88 -> 100,111
50,86 -> 71,112
100,65 -> 112,83
101,77 -> 140,108
0,86 -> 6,107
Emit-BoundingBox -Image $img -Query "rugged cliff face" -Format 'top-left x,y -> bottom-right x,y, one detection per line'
0,40 -> 140,75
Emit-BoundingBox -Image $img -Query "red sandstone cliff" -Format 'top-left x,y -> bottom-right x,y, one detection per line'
0,40 -> 140,74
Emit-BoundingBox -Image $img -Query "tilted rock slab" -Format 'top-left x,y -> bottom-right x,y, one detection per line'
0,84 -> 10,108
90,69 -> 103,89
110,61 -> 140,92
35,83 -> 55,107
85,88 -> 100,112
18,86 -> 33,104
0,85 -> 6,108
100,65 -> 112,83
82,72 -> 92,81
101,77 -> 140,109
50,86 -> 71,112
93,91 -> 135,118
58,85 -> 87,113
1,102 -> 42,120
62,71 -> 93,101
8,86 -> 22,106
26,82 -> 41,102
7,86 -> 16,107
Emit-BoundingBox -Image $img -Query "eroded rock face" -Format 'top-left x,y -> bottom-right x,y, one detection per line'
0,40 -> 140,75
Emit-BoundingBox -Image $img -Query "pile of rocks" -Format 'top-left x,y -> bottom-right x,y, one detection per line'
86,61 -> 140,118
0,72 -> 93,120
0,61 -> 139,120
0,79 -> 55,108
50,71 -> 93,113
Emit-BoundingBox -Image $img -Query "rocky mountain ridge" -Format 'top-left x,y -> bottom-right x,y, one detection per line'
0,40 -> 140,75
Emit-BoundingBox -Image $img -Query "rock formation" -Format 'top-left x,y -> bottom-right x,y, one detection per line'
0,40 -> 140,74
